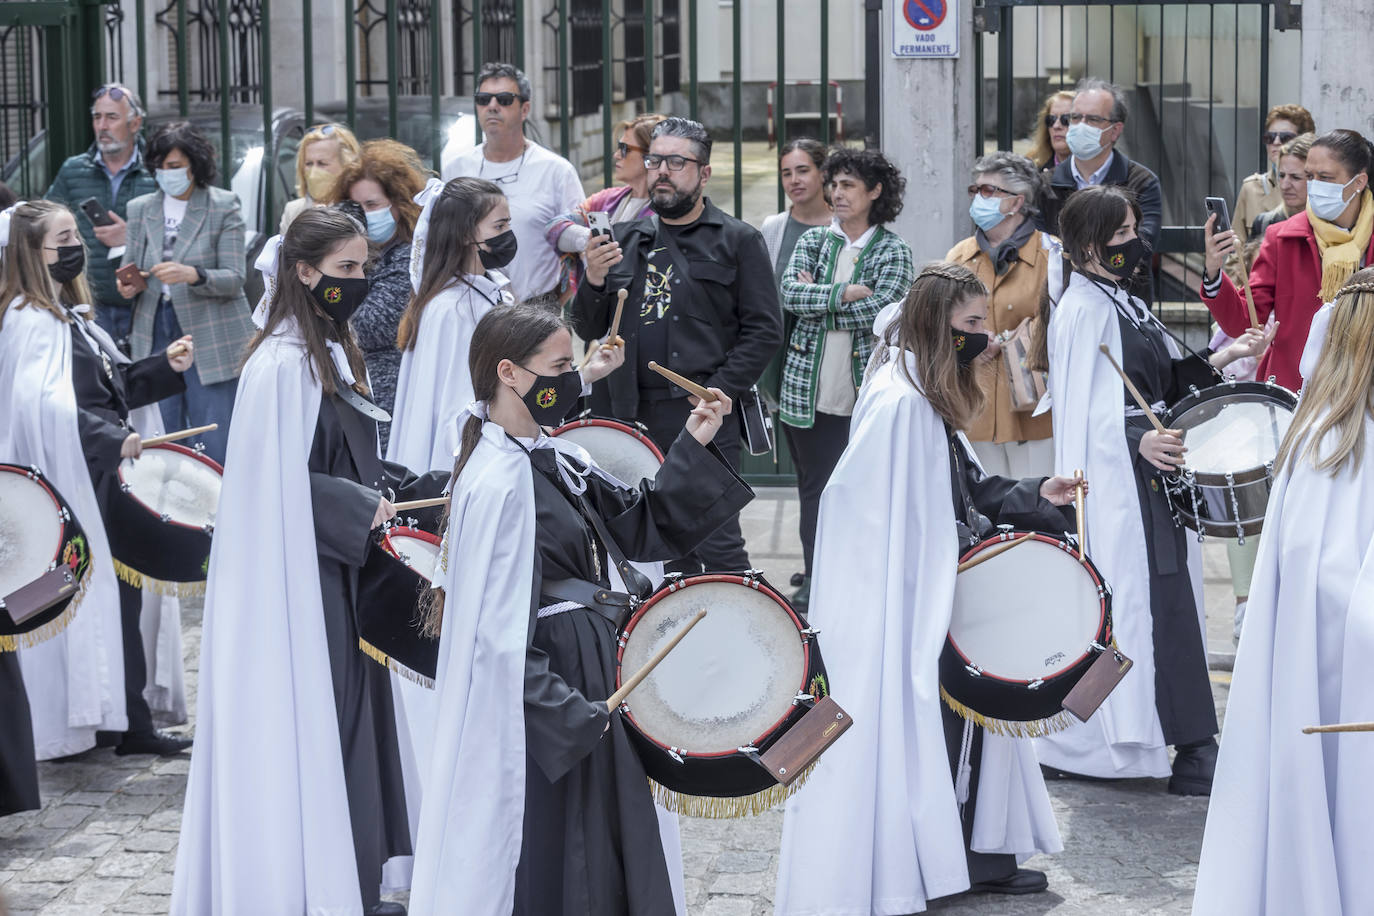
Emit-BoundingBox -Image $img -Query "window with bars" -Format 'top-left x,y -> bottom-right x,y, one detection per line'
153,0 -> 263,104
454,0 -> 521,95
356,0 -> 436,97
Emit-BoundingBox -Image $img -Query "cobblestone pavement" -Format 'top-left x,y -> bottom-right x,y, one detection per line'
1,489 -> 1237,914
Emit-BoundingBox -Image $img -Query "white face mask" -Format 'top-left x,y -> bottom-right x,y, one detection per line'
1307,175 -> 1360,222
1066,121 -> 1108,161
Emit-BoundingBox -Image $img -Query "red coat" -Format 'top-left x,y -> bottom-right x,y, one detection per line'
1200,211 -> 1374,390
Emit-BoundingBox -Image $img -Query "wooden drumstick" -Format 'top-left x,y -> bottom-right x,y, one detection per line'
607,609 -> 708,711
1073,469 -> 1088,561
646,361 -> 718,402
1243,281 -> 1261,331
390,495 -> 451,512
167,341 -> 189,358
956,534 -> 1032,574
609,287 -> 627,342
1303,722 -> 1374,734
139,423 -> 218,448
1097,344 -> 1168,436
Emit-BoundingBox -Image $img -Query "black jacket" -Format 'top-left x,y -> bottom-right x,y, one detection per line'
1038,150 -> 1163,304
569,198 -> 783,417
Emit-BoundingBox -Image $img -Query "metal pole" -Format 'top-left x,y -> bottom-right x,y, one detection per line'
135,0 -> 148,106
303,0 -> 314,125
386,0 -> 399,137
1259,1 -> 1271,167
644,0 -> 655,110
474,0 -> 484,145
602,0 -> 612,186
177,0 -> 188,116
346,0 -> 357,128
864,0 -> 880,148
219,0 -> 231,190
515,0 -> 525,70
558,0 -> 570,157
996,5 -> 1013,151
431,0 -> 442,170
775,0 -> 785,211
819,0 -> 829,145
262,0 -> 273,224
688,0 -> 698,120
732,0 -> 741,217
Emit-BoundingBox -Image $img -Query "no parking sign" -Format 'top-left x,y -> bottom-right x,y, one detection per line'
893,0 -> 960,58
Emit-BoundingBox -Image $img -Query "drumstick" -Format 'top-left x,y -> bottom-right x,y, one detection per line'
1097,344 -> 1168,436
1302,722 -> 1374,734
139,423 -> 218,448
576,289 -> 631,371
646,361 -> 718,402
607,608 -> 708,711
955,534 -> 1032,574
1242,281 -> 1261,331
167,341 -> 189,358
1073,469 -> 1088,561
390,495 -> 450,512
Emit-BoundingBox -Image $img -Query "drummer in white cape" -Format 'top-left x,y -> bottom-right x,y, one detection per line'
407,303 -> 753,916
1040,185 -> 1274,793
776,262 -> 1088,914
1194,268 -> 1374,915
0,200 -> 194,759
171,208 -> 449,916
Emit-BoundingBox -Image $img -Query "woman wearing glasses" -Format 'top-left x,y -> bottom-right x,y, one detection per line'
1027,90 -> 1074,172
547,113 -> 665,305
945,151 -> 1063,479
280,122 -> 362,234
1229,104 -> 1316,262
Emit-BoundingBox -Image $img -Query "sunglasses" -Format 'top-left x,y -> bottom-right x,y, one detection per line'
1044,114 -> 1071,129
1264,130 -> 1298,146
92,86 -> 131,103
475,92 -> 526,107
616,141 -> 647,158
968,183 -> 1015,199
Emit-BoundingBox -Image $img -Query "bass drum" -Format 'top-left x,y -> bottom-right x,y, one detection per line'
616,572 -> 829,816
551,415 -> 664,485
108,443 -> 223,589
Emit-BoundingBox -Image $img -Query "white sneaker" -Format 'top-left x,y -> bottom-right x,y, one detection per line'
1233,599 -> 1247,643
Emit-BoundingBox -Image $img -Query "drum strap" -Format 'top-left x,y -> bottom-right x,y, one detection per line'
569,487 -> 654,600
540,577 -> 635,628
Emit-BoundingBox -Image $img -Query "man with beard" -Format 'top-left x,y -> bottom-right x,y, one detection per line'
45,82 -> 158,345
441,61 -> 584,302
570,116 -> 782,572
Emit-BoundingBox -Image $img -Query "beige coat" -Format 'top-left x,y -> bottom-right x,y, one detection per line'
946,230 -> 1055,444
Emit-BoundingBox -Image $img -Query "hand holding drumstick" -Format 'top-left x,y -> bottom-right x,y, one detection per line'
1098,344 -> 1187,472
1039,475 -> 1088,506
578,289 -> 629,375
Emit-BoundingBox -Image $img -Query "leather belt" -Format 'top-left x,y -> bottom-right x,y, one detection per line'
540,577 -> 636,629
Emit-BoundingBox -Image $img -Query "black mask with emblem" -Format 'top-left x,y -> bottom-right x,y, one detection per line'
518,367 -> 583,427
309,272 -> 371,325
951,327 -> 990,366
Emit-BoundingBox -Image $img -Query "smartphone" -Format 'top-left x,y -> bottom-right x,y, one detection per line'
588,210 -> 614,241
78,197 -> 115,227
115,263 -> 147,294
1204,197 -> 1231,234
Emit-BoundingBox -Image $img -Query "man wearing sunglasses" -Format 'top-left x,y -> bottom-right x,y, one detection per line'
570,116 -> 782,573
44,82 -> 159,346
441,61 -> 583,302
1037,77 -> 1162,303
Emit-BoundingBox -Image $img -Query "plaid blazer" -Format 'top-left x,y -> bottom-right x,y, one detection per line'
123,185 -> 256,385
778,225 -> 914,427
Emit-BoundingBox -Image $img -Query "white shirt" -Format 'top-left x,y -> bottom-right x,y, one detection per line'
1071,150 -> 1115,189
443,141 -> 585,302
162,194 -> 189,261
814,222 -> 877,417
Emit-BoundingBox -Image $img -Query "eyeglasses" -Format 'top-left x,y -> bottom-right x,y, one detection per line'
1044,114 -> 1071,129
616,141 -> 647,158
478,146 -> 528,185
1068,113 -> 1120,127
474,92 -> 526,107
644,154 -> 702,171
1264,130 -> 1298,146
968,183 -> 1016,199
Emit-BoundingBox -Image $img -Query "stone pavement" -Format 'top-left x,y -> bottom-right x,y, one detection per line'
0,488 -> 1240,915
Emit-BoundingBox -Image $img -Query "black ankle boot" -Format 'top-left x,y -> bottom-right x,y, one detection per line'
1168,738 -> 1218,796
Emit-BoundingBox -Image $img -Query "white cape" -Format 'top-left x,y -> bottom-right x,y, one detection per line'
774,349 -> 1060,916
172,326 -> 363,915
0,299 -> 127,758
1194,420 -> 1374,915
1036,273 -> 1172,778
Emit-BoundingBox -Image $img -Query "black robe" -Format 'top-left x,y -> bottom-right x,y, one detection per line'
0,651 -> 39,816
1116,310 -> 1219,746
513,430 -> 753,916
305,392 -> 446,908
943,429 -> 1075,883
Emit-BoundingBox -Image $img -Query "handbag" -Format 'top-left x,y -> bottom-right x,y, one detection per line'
736,384 -> 775,456
1001,316 -> 1049,413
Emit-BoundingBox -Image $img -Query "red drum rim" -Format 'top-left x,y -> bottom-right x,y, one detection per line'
115,442 -> 224,533
551,417 -> 666,464
0,464 -> 67,572
950,533 -> 1109,686
381,526 -> 442,572
616,573 -> 812,760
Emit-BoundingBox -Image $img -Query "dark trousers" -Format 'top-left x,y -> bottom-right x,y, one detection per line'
636,395 -> 749,572
782,412 -> 851,577
941,701 -> 1018,884
95,302 -> 133,355
118,579 -> 154,735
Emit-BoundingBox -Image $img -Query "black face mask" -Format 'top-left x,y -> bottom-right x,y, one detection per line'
951,327 -> 990,366
649,183 -> 700,220
518,367 -> 583,427
478,230 -> 518,270
309,273 -> 371,325
1102,237 -> 1147,280
48,245 -> 86,285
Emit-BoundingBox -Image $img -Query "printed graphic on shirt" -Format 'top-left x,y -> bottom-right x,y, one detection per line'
641,245 -> 673,326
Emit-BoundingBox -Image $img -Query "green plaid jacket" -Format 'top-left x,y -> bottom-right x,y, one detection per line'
778,225 -> 914,427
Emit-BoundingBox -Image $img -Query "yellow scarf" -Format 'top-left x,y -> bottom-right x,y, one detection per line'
1307,189 -> 1374,300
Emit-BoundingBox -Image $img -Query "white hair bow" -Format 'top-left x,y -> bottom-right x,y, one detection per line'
251,234 -> 284,329
0,201 -> 27,251
409,177 -> 446,293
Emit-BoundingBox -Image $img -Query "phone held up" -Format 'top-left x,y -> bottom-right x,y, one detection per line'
78,197 -> 115,228
588,210 -> 614,242
1204,197 -> 1231,234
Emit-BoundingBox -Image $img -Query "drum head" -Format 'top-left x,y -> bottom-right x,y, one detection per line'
1170,387 -> 1295,476
620,577 -> 807,755
552,419 -> 663,485
119,444 -> 222,529
950,537 -> 1103,682
0,470 -> 62,598
384,530 -> 441,582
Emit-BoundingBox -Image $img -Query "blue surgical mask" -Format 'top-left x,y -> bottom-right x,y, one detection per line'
156,167 -> 192,198
1307,176 -> 1359,222
969,194 -> 1008,232
364,206 -> 397,244
1065,122 -> 1107,161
